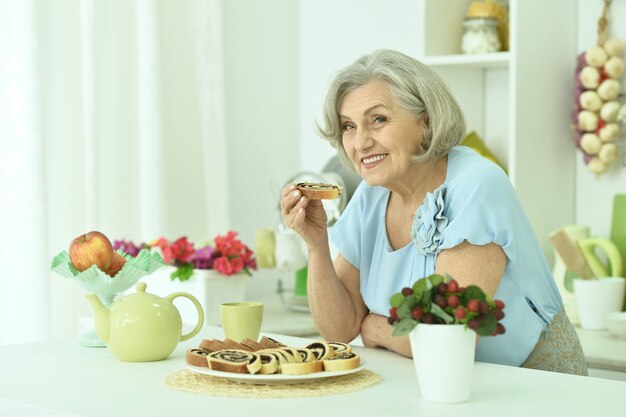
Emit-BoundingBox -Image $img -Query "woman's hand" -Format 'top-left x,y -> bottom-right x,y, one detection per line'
280,183 -> 328,248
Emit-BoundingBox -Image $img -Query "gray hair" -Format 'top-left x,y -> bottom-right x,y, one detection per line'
317,49 -> 466,170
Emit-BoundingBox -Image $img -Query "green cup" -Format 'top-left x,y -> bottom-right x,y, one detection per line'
220,302 -> 264,342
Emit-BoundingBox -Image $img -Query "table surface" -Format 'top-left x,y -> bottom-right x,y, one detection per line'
575,327 -> 626,371
1,326 -> 626,417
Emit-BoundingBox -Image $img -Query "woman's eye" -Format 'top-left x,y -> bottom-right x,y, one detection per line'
342,123 -> 355,131
372,115 -> 387,124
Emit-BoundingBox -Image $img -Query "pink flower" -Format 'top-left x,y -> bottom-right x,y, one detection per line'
230,257 -> 244,274
213,256 -> 234,275
118,231 -> 257,281
171,237 -> 195,263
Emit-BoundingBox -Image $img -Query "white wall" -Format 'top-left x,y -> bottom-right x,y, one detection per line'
223,0 -> 300,245
297,0 -> 423,172
575,0 -> 626,239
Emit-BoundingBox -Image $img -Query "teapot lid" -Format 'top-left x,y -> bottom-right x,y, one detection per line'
113,281 -> 172,311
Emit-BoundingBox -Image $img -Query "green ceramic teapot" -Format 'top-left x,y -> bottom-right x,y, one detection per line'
85,282 -> 204,362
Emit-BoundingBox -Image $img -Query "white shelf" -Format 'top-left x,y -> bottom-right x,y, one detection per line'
422,52 -> 510,69
416,0 -> 577,260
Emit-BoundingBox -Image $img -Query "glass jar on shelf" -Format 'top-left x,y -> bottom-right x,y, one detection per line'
466,0 -> 509,51
461,17 -> 501,54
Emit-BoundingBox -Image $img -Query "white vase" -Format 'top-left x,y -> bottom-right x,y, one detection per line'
409,324 -> 475,404
143,267 -> 250,326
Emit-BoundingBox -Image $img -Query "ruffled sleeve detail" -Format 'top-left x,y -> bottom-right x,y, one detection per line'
411,185 -> 448,255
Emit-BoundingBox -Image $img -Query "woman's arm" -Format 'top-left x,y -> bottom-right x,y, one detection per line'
307,249 -> 369,343
279,183 -> 369,343
360,241 -> 506,357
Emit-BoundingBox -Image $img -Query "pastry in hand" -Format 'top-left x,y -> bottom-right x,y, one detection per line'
296,182 -> 341,200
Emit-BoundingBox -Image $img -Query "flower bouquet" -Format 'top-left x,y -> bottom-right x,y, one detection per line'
115,231 -> 257,282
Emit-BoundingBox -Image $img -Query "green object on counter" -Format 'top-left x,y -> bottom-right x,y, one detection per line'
578,237 -> 623,278
295,266 -> 308,297
84,282 -> 204,361
610,194 -> 626,310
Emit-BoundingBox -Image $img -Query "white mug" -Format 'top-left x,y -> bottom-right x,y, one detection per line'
573,277 -> 626,330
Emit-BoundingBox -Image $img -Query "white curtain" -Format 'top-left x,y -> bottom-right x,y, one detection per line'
0,0 -> 229,345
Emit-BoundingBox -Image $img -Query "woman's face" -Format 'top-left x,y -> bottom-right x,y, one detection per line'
339,80 -> 427,187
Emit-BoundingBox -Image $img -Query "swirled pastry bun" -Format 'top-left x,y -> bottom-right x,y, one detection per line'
328,342 -> 352,354
305,341 -> 335,360
207,350 -> 260,374
322,352 -> 361,372
281,360 -> 324,375
296,182 -> 341,200
185,348 -> 211,367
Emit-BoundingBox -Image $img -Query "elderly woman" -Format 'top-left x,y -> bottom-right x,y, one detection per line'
280,49 -> 586,374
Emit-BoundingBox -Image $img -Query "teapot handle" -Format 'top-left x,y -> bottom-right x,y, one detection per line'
166,292 -> 205,341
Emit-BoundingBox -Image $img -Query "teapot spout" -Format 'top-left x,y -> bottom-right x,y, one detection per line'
84,293 -> 110,343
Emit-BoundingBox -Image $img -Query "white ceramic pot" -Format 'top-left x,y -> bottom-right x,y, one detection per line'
573,277 -> 626,330
409,324 -> 475,404
143,268 -> 250,326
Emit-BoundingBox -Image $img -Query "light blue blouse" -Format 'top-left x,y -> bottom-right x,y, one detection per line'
330,146 -> 563,366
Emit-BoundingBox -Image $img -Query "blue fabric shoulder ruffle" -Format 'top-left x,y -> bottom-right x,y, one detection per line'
411,185 -> 448,255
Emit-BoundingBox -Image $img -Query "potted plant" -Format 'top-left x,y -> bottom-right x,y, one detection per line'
388,273 -> 506,404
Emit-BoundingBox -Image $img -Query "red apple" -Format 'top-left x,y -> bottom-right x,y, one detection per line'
69,231 -> 114,272
104,252 -> 127,277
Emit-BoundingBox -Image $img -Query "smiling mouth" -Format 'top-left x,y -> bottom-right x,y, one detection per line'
361,154 -> 388,164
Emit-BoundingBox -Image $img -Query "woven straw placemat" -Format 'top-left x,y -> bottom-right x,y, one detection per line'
165,369 -> 381,398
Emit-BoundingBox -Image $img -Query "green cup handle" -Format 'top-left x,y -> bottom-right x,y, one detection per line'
578,238 -> 624,277
166,292 -> 204,341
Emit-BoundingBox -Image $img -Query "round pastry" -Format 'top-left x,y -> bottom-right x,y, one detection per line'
281,360 -> 323,375
305,341 -> 335,360
295,348 -> 316,362
296,182 -> 341,200
246,352 -> 262,374
256,348 -> 290,368
328,342 -> 352,354
257,352 -> 279,375
258,336 -> 287,349
207,350 -> 260,374
278,347 -> 303,363
322,352 -> 361,372
185,348 -> 211,367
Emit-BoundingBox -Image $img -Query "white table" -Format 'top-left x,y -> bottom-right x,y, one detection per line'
1,326 -> 625,417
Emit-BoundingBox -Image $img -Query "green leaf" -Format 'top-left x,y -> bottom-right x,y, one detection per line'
170,263 -> 194,282
461,285 -> 487,303
427,274 -> 445,287
397,295 -> 417,319
418,287 -> 434,308
429,303 -> 454,324
392,318 -> 418,336
390,292 -> 404,308
412,278 -> 427,298
475,313 -> 497,336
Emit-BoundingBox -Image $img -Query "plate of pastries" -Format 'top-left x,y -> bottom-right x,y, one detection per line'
185,336 -> 364,384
